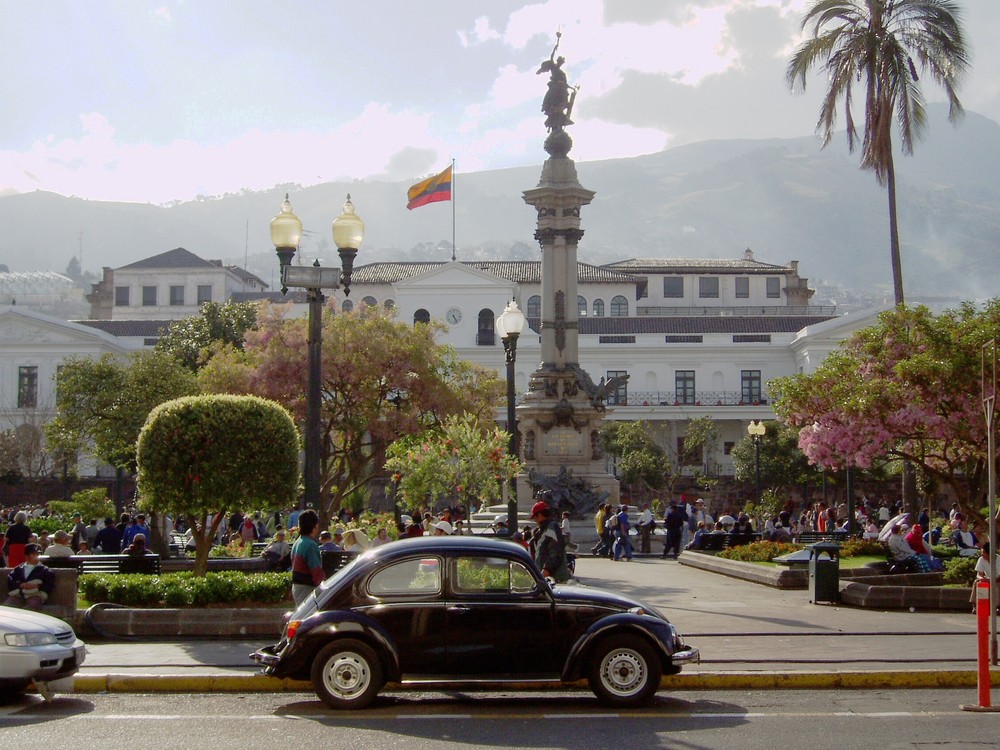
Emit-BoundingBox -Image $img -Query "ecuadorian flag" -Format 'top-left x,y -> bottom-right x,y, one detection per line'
407,165 -> 452,210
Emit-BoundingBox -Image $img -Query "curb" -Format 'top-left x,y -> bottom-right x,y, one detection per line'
69,669 -> 993,694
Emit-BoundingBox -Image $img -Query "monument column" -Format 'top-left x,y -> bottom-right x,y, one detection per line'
514,39 -> 623,512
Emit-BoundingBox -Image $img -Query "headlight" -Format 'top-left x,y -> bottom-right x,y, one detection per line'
4,632 -> 58,647
629,605 -> 669,621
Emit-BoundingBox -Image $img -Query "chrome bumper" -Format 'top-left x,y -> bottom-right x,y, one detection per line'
250,645 -> 281,669
671,646 -> 700,665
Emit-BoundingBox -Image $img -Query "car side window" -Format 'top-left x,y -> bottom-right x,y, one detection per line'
453,556 -> 537,594
367,558 -> 441,596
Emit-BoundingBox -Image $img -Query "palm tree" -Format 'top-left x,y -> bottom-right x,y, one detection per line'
787,0 -> 969,305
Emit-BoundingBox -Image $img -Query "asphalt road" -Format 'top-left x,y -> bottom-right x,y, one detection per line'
2,690 -> 997,749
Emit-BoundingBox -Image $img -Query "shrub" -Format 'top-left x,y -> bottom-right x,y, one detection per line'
718,541 -> 801,563
341,511 -> 400,544
943,555 -> 978,586
838,538 -> 885,557
78,571 -> 293,607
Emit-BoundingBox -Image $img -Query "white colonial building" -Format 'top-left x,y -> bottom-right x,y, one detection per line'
0,306 -> 141,477
86,247 -> 268,320
0,245 -> 882,482
326,250 -> 881,477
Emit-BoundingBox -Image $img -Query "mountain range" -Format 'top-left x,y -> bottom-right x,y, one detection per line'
1,104 -> 997,302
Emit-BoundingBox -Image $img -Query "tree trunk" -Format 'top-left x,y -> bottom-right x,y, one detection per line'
192,513 -> 223,577
886,150 -> 920,511
885,148 -> 904,307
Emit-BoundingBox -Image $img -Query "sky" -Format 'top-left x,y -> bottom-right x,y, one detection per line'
1,0 -> 997,205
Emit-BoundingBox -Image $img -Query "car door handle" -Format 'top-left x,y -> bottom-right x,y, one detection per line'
448,605 -> 470,614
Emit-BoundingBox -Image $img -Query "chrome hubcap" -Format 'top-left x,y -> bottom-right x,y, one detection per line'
324,651 -> 370,699
601,648 -> 646,696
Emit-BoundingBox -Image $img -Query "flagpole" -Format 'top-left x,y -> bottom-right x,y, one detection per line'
451,158 -> 456,261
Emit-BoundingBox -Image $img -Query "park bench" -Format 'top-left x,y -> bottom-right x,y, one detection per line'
795,531 -> 849,545
41,554 -> 162,575
251,541 -> 268,555
321,550 -> 358,577
693,531 -> 762,551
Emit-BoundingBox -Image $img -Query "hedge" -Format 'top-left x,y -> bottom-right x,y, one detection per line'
78,571 -> 292,607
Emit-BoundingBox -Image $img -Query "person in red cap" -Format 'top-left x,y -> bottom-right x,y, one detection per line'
529,498 -> 569,583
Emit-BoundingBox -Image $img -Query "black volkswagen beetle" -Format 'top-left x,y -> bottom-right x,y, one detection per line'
252,536 -> 698,709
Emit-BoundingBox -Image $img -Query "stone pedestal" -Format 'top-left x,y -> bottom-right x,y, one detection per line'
516,155 -> 620,512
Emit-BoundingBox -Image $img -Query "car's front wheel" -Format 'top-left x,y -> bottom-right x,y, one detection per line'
587,634 -> 662,707
310,639 -> 384,710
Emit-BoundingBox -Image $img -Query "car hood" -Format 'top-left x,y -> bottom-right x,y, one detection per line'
551,583 -> 664,618
0,605 -> 70,634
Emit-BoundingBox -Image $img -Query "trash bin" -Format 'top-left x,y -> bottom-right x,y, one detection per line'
809,541 -> 840,604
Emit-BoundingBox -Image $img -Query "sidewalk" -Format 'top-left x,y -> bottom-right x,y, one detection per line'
72,555 -> 990,694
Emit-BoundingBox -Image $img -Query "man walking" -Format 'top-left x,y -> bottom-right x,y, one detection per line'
637,503 -> 654,554
662,500 -> 688,559
613,504 -> 633,562
290,510 -> 325,605
529,500 -> 570,582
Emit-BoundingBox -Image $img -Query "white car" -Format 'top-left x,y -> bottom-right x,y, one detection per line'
0,605 -> 86,700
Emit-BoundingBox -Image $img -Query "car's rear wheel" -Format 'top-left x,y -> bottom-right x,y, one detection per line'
587,634 -> 662,707
310,639 -> 383,710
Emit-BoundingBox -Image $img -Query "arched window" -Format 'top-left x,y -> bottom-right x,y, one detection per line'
593,299 -> 605,317
477,309 -> 495,346
383,299 -> 395,310
342,299 -> 354,313
527,295 -> 541,318
610,295 -> 628,317
578,295 -> 587,317
413,308 -> 430,324
362,296 -> 377,307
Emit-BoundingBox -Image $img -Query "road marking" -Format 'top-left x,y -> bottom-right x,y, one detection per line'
0,710 -> 969,723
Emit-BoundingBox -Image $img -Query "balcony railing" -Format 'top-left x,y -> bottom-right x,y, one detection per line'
636,305 -> 836,317
608,391 -> 770,407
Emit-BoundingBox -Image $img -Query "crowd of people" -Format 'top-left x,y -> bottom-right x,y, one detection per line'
0,509 -> 157,567
584,494 -> 991,565
6,491 -> 990,612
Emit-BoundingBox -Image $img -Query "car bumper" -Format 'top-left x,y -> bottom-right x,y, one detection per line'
250,644 -> 282,671
671,646 -> 700,666
0,640 -> 87,683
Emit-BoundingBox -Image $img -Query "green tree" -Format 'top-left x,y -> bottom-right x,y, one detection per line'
48,488 -> 115,524
385,413 -> 521,512
787,0 -> 969,306
154,300 -> 259,371
136,394 -> 300,576
600,421 -> 670,503
198,304 -> 503,527
0,430 -> 21,481
730,420 -> 816,496
45,351 -> 198,472
684,416 -> 720,475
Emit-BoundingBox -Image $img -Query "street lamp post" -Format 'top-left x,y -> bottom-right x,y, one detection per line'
271,194 -> 364,509
496,300 -> 527,532
747,419 -> 766,503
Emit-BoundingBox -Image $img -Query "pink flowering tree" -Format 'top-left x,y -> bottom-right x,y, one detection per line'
385,413 -> 522,514
198,304 -> 503,527
772,301 -> 1000,514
